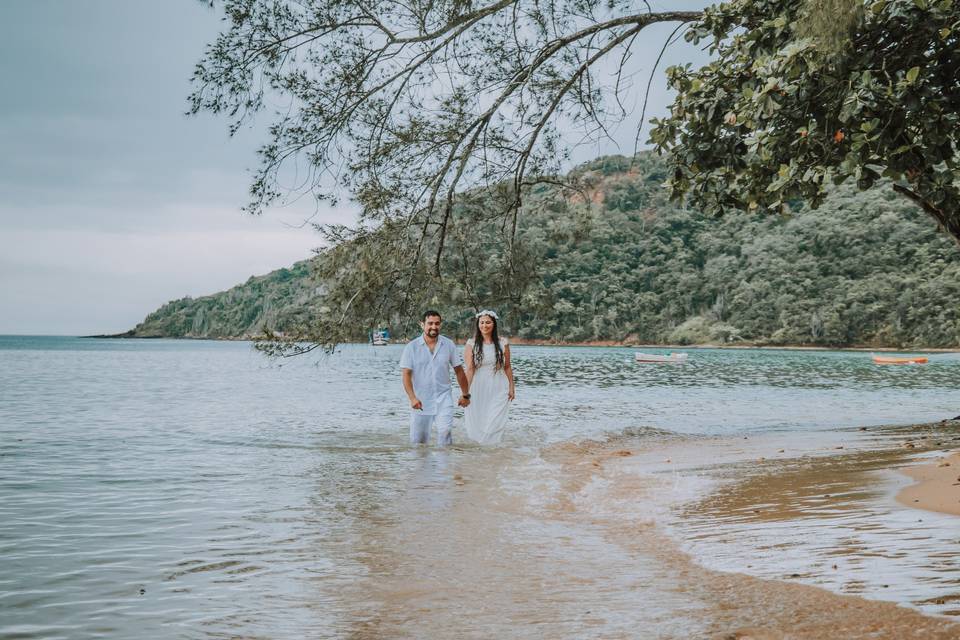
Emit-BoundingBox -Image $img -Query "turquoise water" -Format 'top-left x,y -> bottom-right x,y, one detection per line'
2,336 -> 959,638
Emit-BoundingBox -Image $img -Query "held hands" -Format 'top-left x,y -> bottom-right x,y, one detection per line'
457,395 -> 470,408
410,397 -> 423,410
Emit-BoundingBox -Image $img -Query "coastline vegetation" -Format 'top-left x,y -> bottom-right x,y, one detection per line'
125,154 -> 960,349
183,1 -> 960,355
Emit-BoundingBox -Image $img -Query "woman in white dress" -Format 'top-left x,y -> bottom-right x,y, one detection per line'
463,310 -> 515,445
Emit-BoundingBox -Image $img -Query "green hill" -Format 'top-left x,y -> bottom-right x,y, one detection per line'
124,259 -> 325,339
125,154 -> 960,347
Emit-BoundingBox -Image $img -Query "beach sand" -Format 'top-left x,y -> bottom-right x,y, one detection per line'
337,421 -> 960,639
897,450 -> 960,516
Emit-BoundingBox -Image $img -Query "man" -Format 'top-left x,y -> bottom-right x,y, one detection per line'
400,310 -> 471,445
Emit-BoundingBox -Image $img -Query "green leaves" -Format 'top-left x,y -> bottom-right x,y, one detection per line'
191,0 -> 707,256
651,0 -> 960,244
132,155 -> 960,348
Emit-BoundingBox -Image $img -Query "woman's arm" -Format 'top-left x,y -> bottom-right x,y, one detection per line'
463,343 -> 474,387
504,344 -> 515,400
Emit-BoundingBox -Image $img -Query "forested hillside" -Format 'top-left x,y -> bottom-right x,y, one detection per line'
124,260 -> 324,338
126,154 -> 960,347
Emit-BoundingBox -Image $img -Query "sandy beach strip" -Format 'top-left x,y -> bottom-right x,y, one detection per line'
341,428 -> 960,639
557,431 -> 960,638
896,450 -> 960,516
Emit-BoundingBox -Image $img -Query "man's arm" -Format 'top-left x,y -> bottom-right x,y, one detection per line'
401,368 -> 422,410
454,365 -> 470,407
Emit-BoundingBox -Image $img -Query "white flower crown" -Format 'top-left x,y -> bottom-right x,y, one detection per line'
475,309 -> 499,320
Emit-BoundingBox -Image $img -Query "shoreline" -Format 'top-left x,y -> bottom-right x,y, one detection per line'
337,420 -> 960,638
79,333 -> 960,353
896,450 -> 960,516
530,420 -> 960,636
607,419 -> 960,621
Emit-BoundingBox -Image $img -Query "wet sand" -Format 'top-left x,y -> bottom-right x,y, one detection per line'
335,421 -> 960,638
567,431 -> 960,638
897,450 -> 960,516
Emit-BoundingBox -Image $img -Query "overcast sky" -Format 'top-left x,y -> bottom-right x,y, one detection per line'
0,1 -> 707,335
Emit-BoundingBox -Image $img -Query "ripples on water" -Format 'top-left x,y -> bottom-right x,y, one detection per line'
1,337 -> 959,638
674,445 -> 960,618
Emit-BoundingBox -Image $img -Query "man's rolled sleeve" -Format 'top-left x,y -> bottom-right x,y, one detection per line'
449,340 -> 463,367
399,343 -> 414,370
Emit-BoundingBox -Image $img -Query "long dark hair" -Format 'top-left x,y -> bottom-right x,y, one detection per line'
472,314 -> 504,371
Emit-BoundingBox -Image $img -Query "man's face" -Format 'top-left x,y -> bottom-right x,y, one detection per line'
421,315 -> 441,338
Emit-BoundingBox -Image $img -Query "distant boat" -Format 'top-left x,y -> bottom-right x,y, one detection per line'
635,352 -> 688,363
872,353 -> 927,365
370,328 -> 390,346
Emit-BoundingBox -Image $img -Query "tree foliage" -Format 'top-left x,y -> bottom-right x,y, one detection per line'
191,0 -> 699,273
650,0 -> 960,242
189,1 -> 960,352
130,154 -> 960,349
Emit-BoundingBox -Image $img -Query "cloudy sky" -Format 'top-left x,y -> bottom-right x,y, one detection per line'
0,1 -> 706,335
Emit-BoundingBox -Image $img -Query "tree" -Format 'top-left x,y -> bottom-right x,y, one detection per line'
128,154 -> 960,347
649,0 -> 960,242
191,0 -> 960,351
191,0 -> 700,259
190,0 -> 701,349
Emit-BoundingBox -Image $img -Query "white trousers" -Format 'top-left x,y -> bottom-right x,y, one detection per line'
409,390 -> 454,446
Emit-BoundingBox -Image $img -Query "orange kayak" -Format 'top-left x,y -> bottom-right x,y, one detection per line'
872,354 -> 928,365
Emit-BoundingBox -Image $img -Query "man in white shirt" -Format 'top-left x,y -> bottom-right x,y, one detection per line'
399,310 -> 471,445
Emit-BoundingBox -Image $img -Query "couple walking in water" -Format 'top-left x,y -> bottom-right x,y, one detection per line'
399,310 -> 515,445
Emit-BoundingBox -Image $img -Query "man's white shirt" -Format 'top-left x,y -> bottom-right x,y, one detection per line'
399,334 -> 463,415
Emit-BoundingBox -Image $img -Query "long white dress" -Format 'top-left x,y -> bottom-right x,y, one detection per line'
464,338 -> 511,445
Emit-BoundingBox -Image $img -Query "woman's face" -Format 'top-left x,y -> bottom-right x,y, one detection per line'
478,315 -> 495,336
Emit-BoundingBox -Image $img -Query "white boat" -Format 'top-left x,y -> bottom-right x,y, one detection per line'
370,328 -> 390,346
635,352 -> 688,363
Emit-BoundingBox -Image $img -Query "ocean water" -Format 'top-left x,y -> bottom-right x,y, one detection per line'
2,336 -> 959,638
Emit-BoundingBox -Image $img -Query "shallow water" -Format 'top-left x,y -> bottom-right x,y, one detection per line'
2,336 -> 959,638
674,438 -> 960,618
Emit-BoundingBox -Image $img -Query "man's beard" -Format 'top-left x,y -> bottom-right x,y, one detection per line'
426,329 -> 439,337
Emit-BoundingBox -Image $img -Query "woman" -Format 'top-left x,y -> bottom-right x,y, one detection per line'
463,310 -> 515,445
